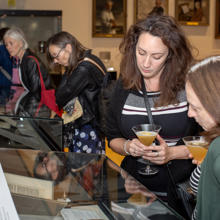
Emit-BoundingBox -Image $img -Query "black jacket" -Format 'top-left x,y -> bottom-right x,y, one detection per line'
55,51 -> 106,129
20,49 -> 52,100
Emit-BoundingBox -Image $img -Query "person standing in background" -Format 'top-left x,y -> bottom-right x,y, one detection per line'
46,31 -> 106,154
4,27 -> 52,99
3,27 -> 52,114
0,27 -> 12,105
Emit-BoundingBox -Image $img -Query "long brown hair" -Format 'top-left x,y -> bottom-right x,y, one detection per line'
187,56 -> 220,142
46,31 -> 87,74
119,14 -> 194,107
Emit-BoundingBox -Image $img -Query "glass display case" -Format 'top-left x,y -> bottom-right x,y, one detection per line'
0,114 -> 63,151
0,148 -> 184,220
0,90 -> 63,151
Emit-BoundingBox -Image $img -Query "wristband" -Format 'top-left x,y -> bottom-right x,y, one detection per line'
123,139 -> 130,155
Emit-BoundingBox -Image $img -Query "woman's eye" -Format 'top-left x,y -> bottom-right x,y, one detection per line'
138,50 -> 145,55
192,106 -> 198,112
153,56 -> 162,60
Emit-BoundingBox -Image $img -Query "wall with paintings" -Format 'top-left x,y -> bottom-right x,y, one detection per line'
0,0 -> 219,73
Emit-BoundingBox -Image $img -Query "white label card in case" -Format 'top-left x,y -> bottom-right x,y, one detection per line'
0,163 -> 20,220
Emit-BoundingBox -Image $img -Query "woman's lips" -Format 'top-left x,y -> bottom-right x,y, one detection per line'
142,68 -> 151,73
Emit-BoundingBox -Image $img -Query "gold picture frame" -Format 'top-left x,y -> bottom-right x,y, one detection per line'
134,0 -> 169,24
215,0 -> 220,38
175,0 -> 209,26
92,0 -> 127,38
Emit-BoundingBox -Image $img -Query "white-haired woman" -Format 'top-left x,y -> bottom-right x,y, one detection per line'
4,27 -> 52,101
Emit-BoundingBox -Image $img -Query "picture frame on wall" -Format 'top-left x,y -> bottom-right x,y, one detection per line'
215,0 -> 220,38
175,0 -> 209,26
92,0 -> 127,38
134,0 -> 169,24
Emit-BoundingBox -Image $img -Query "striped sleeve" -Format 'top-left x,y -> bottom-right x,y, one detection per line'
190,165 -> 201,220
192,207 -> 197,220
190,165 -> 201,195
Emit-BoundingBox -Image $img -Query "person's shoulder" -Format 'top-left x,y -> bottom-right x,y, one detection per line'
86,51 -> 106,70
111,78 -> 130,98
208,137 -> 220,161
75,60 -> 96,80
23,48 -> 32,56
0,44 -> 9,56
211,137 -> 220,180
23,49 -> 45,66
210,136 -> 220,149
0,44 -> 5,50
22,49 -> 34,62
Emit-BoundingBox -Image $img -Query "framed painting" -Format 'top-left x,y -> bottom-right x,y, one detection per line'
175,0 -> 209,26
134,0 -> 169,23
92,0 -> 127,38
215,0 -> 220,38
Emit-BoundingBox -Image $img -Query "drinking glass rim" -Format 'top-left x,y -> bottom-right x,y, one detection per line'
183,135 -> 206,141
132,123 -> 161,133
182,136 -> 208,145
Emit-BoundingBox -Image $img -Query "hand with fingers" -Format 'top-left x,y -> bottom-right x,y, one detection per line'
124,174 -> 157,205
141,134 -> 172,165
126,138 -> 148,157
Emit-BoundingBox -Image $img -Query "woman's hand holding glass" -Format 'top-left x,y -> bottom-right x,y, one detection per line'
128,134 -> 175,165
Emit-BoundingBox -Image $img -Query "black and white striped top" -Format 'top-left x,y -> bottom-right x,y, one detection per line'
190,165 -> 201,195
190,165 -> 201,220
121,90 -> 190,146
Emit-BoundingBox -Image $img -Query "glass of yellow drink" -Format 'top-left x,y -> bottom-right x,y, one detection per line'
132,124 -> 161,175
183,136 -> 209,163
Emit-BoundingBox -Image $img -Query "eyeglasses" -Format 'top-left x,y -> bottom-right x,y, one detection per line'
41,160 -> 52,179
50,47 -> 64,60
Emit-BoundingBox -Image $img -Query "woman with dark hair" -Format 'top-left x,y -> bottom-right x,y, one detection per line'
46,31 -> 106,154
105,14 -> 200,217
186,56 -> 220,220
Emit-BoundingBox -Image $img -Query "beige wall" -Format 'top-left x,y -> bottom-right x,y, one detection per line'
3,0 -> 220,72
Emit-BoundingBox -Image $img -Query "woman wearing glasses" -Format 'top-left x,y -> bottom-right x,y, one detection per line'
46,31 -> 106,154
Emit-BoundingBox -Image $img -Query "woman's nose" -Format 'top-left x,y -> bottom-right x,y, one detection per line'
143,56 -> 151,67
187,106 -> 194,118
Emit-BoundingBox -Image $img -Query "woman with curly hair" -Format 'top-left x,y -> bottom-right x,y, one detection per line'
105,14 -> 201,218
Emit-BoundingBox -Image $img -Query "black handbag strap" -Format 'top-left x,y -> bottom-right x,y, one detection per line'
141,76 -> 154,124
141,77 -> 192,218
83,57 -> 106,76
141,76 -> 178,188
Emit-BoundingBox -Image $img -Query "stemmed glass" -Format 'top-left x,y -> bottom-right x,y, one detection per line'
132,124 -> 161,176
182,136 -> 209,163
